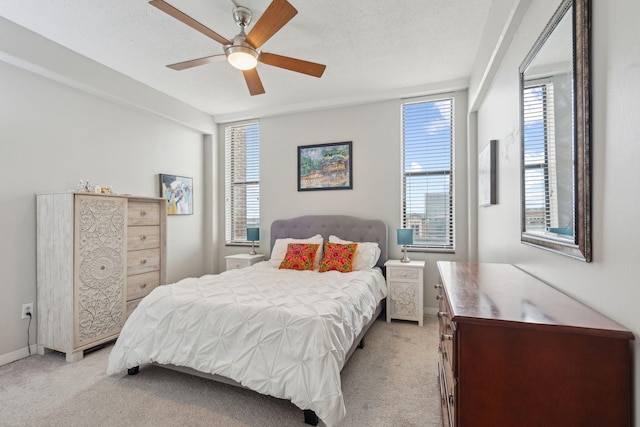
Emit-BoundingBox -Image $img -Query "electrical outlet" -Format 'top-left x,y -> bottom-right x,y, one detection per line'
22,303 -> 33,319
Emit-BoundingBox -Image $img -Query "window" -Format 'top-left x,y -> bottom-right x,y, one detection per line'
523,79 -> 562,234
401,95 -> 454,250
224,120 -> 260,244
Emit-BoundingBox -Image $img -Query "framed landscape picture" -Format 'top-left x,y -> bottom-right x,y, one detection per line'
298,141 -> 352,191
159,174 -> 193,215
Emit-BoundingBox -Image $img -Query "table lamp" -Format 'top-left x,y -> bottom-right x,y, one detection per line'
247,227 -> 260,255
397,229 -> 413,263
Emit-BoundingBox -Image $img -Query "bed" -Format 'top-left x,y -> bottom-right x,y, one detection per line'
107,215 -> 388,426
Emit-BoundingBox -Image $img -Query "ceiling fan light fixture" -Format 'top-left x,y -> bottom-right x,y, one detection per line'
225,45 -> 259,70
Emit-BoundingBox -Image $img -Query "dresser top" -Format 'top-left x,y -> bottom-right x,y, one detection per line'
437,261 -> 634,340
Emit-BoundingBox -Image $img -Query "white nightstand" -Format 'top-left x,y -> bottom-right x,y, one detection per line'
384,260 -> 425,326
225,253 -> 265,271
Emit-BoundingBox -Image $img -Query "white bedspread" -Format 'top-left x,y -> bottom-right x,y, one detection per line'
107,262 -> 387,426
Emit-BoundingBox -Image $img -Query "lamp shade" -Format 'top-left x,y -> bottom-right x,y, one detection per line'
247,227 -> 260,241
397,229 -> 413,246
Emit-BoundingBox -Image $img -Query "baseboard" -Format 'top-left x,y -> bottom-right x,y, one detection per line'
0,344 -> 37,367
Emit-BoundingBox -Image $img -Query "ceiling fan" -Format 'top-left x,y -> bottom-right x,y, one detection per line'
149,0 -> 326,96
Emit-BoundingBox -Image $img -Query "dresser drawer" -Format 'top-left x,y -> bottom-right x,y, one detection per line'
128,202 -> 160,226
127,271 -> 160,301
126,297 -> 143,318
127,248 -> 160,276
127,226 -> 160,251
439,361 -> 455,427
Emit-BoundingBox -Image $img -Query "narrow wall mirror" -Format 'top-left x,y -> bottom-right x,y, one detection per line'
519,0 -> 591,262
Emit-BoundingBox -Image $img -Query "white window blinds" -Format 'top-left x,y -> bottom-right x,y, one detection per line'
401,95 -> 455,250
225,120 -> 260,244
523,80 -> 558,233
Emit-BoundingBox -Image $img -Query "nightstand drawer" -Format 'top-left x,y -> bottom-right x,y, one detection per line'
227,258 -> 252,270
389,267 -> 420,280
225,254 -> 265,271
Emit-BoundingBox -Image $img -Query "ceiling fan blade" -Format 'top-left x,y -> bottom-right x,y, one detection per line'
245,0 -> 297,49
149,0 -> 231,45
242,68 -> 266,96
167,54 -> 226,71
260,52 -> 326,78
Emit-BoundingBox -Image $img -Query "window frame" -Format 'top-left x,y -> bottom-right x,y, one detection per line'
522,78 -> 561,234
400,94 -> 455,253
224,119 -> 260,246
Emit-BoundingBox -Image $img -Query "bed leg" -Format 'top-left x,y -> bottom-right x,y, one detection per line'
358,337 -> 365,349
127,366 -> 140,375
303,409 -> 319,426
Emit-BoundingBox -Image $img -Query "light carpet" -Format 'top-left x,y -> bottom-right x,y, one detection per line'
0,315 -> 441,427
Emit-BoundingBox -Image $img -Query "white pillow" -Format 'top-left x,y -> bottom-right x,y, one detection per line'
269,234 -> 324,269
329,235 -> 381,271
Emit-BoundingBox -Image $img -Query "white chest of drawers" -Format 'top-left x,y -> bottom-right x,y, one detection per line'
36,193 -> 166,362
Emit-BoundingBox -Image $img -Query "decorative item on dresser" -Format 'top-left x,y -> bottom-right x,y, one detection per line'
384,259 -> 424,326
224,253 -> 265,270
36,193 -> 167,362
435,261 -> 634,427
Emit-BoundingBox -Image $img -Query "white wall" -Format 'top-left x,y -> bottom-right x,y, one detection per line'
474,0 -> 640,423
218,92 -> 470,312
0,21 -> 213,363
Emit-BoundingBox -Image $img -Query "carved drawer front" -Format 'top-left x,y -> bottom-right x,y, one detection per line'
74,195 -> 127,347
127,248 -> 160,276
128,202 -> 160,226
389,281 -> 419,317
127,226 -> 160,251
389,268 -> 419,280
127,271 -> 160,300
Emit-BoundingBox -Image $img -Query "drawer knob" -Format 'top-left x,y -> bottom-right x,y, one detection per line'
434,284 -> 443,289
440,333 -> 453,341
435,294 -> 443,300
140,235 -> 147,241
140,259 -> 147,265
140,283 -> 147,289
140,211 -> 147,217
437,311 -> 448,319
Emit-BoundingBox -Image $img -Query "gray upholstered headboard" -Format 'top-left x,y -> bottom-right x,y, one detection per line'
270,215 -> 388,269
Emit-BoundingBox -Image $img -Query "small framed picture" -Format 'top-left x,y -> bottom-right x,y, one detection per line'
298,141 -> 352,191
159,174 -> 193,215
478,140 -> 497,206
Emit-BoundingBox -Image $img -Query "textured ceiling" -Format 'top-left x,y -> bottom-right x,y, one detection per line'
0,0 -> 492,118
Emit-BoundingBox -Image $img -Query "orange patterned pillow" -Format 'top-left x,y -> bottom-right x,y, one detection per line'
278,243 -> 320,270
319,242 -> 358,273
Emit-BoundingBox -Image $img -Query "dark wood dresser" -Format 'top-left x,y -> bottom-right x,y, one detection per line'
436,261 -> 634,427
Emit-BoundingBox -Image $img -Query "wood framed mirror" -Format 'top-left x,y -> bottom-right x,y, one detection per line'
519,0 -> 591,262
